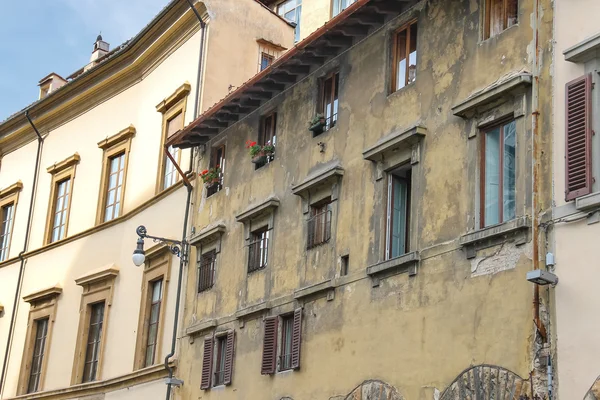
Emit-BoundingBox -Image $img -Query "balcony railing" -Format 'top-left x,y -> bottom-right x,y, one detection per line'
307,210 -> 332,249
197,255 -> 215,293
325,114 -> 337,131
248,236 -> 268,273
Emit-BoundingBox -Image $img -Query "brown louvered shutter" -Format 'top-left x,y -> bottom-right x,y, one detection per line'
565,74 -> 593,201
261,316 -> 278,375
223,331 -> 235,385
200,337 -> 213,390
291,308 -> 302,370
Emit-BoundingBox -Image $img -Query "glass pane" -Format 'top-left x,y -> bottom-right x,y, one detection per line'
114,201 -> 121,218
59,225 -> 66,240
104,205 -> 114,222
294,5 -> 301,42
390,176 -> 408,258
58,181 -> 66,196
150,304 -> 160,324
110,156 -> 120,173
56,196 -> 64,212
507,0 -> 518,27
408,24 -> 417,84
484,127 -> 501,226
503,121 -> 516,221
107,190 -> 115,206
332,74 -> 339,126
152,280 -> 163,301
148,322 -> 158,342
395,30 -> 407,90
145,344 -> 155,367
323,76 -> 333,120
108,173 -> 117,190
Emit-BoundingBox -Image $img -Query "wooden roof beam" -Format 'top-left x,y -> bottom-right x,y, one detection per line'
337,24 -> 370,36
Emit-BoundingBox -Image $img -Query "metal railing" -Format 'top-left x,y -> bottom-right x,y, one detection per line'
197,254 -> 215,293
248,235 -> 268,272
206,175 -> 223,197
325,113 -> 338,131
307,210 -> 332,249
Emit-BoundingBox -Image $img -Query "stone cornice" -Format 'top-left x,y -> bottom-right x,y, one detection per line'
155,82 -> 191,113
189,223 -> 226,246
97,125 -> 136,150
75,264 -> 119,286
291,164 -> 344,197
363,126 -> 426,162
46,153 -> 80,175
23,285 -> 63,304
0,181 -> 23,199
235,197 -> 280,223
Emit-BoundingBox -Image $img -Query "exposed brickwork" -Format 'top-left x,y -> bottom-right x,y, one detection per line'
344,380 -> 404,400
439,365 -> 529,400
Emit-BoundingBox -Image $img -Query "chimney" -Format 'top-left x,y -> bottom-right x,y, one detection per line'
38,73 -> 67,99
84,34 -> 110,72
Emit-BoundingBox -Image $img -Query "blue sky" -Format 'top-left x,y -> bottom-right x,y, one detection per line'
0,0 -> 168,121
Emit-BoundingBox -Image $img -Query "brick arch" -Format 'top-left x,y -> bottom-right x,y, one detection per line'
583,375 -> 600,399
440,364 -> 529,400
343,380 -> 404,400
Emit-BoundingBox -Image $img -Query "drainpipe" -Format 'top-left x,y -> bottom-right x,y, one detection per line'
531,0 -> 547,342
164,2 -> 206,399
0,111 -> 44,396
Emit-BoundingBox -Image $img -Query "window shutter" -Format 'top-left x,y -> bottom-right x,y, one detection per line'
200,337 -> 213,390
291,308 -> 302,370
261,316 -> 278,375
223,331 -> 235,385
565,74 -> 593,201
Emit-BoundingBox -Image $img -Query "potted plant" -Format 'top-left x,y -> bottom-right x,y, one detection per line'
262,141 -> 275,160
309,114 -> 326,134
199,166 -> 221,188
246,140 -> 267,164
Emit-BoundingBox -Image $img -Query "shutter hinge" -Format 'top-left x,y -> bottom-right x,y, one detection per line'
593,130 -> 596,136
593,177 -> 597,184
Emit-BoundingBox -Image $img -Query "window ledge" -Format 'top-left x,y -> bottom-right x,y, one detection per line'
186,319 -> 217,337
189,223 -> 226,246
564,32 -> 600,63
291,163 -> 344,197
74,264 -> 119,286
293,279 -> 335,301
452,72 -> 532,118
235,197 -> 280,223
23,285 -> 62,304
366,251 -> 419,286
235,301 -> 271,321
459,216 -> 530,259
576,191 -> 600,211
0,181 -> 23,198
363,125 -> 426,162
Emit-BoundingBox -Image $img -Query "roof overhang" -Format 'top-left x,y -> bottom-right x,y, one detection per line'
169,0 -> 417,149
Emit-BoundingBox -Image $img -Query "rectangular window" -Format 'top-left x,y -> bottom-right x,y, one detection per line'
386,166 -> 411,260
307,199 -> 332,249
0,203 -> 14,261
260,52 -> 274,71
213,336 -> 227,386
319,72 -> 339,133
340,254 -> 349,276
277,0 -> 302,42
144,279 -> 163,367
49,179 -> 71,243
279,315 -> 294,371
255,112 -> 277,169
481,120 -> 516,227
332,0 -> 357,17
391,21 -> 417,93
163,112 -> 183,190
103,153 -> 125,222
248,227 -> 269,273
27,318 -> 49,393
82,302 -> 105,383
198,250 -> 216,293
207,145 -> 225,197
484,0 -> 518,39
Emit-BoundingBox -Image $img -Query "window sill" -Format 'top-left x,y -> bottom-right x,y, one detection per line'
575,191 -> 600,211
479,23 -> 519,45
293,279 -> 335,301
386,81 -> 416,99
235,301 -> 271,325
185,319 -> 217,339
459,216 -> 530,259
366,251 -> 419,287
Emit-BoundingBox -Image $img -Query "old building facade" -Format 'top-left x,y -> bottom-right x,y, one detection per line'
0,1 -> 292,399
170,0 -> 554,399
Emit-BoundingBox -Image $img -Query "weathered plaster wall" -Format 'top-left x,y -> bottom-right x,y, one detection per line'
179,0 -> 554,399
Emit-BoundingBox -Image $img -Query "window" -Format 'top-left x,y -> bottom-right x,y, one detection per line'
307,199 -> 332,249
484,0 -> 518,40
200,331 -> 235,390
391,21 -> 417,93
261,309 -> 302,374
144,280 -> 163,367
248,227 -> 269,273
277,0 -> 302,42
260,52 -> 274,71
96,126 -> 134,225
332,0 -> 357,17
207,145 -> 225,197
319,72 -> 339,133
213,336 -> 227,386
255,112 -> 277,169
198,250 -> 216,292
82,302 -> 105,383
27,318 -> 49,393
163,112 -> 183,190
481,120 -> 516,227
45,153 -> 79,244
0,203 -> 14,261
386,166 -> 412,260
50,180 -> 70,242
340,254 -> 349,276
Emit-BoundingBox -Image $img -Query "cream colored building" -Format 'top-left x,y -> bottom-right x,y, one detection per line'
0,1 -> 292,399
553,1 -> 600,399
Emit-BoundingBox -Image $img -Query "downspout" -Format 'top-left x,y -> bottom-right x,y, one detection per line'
0,111 -> 44,396
164,2 -> 206,399
531,0 -> 547,341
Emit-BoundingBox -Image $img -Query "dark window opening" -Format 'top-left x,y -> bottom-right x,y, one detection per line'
50,178 -> 71,243
0,203 -> 14,261
248,227 -> 269,272
484,0 -> 518,39
307,198 -> 332,249
317,72 -> 339,135
255,113 -> 277,170
340,254 -> 349,276
391,21 -> 417,93
260,52 -> 274,71
27,318 -> 49,393
279,314 -> 294,371
206,145 -> 225,197
144,279 -> 163,367
213,336 -> 227,386
82,302 -> 105,383
386,165 -> 412,260
198,250 -> 216,292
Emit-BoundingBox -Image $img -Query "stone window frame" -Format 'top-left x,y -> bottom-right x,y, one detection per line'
155,82 -> 190,194
189,224 -> 226,295
133,245 -> 172,370
452,73 -> 532,257
0,181 -> 23,261
71,265 -> 118,385
17,286 -> 62,395
95,126 -> 135,225
44,153 -> 80,244
362,126 -> 426,281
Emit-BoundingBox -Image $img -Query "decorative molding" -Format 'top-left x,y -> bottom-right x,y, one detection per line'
366,251 -> 419,286
46,153 -> 80,175
23,285 -> 63,304
235,301 -> 271,322
189,223 -> 226,246
291,164 -> 344,197
452,73 -> 532,118
564,32 -> 600,63
256,38 -> 287,51
0,181 -> 23,199
363,126 -> 426,162
459,216 -> 530,259
576,191 -> 600,211
155,82 -> 191,113
75,264 -> 119,286
186,319 -> 217,337
293,279 -> 335,301
235,197 -> 280,223
97,125 -> 136,150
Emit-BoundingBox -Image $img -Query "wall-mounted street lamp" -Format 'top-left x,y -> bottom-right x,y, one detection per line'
132,225 -> 184,266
